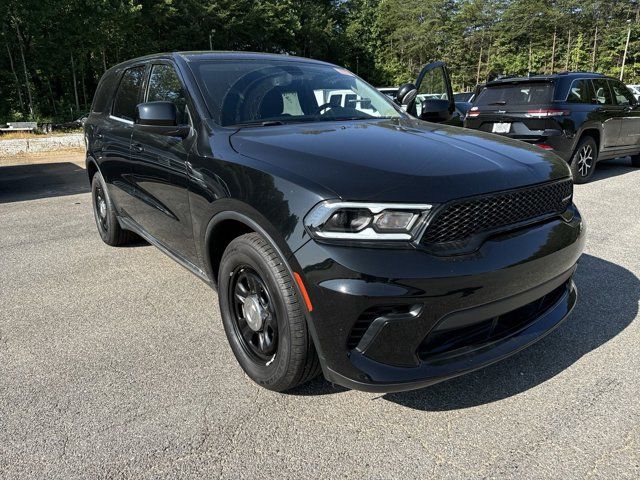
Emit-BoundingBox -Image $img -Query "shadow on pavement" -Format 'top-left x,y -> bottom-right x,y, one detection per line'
383,254 -> 637,410
288,255 -> 637,406
588,157 -> 638,183
0,162 -> 89,203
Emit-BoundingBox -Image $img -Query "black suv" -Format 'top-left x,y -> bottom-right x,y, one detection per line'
85,52 -> 584,392
464,72 -> 640,183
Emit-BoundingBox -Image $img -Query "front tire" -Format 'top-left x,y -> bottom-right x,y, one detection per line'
218,233 -> 320,391
91,172 -> 137,246
570,136 -> 597,184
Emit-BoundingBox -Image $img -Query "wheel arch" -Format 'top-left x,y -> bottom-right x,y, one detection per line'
204,209 -> 302,289
575,128 -> 601,159
86,155 -> 99,184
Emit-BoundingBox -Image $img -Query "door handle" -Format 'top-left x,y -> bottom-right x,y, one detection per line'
131,143 -> 144,153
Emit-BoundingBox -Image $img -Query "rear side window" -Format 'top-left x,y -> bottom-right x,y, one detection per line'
112,66 -> 145,121
592,79 -> 614,105
609,80 -> 635,106
567,79 -> 595,104
146,64 -> 189,124
475,82 -> 554,107
91,72 -> 117,113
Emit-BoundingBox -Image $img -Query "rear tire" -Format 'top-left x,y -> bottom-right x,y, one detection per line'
631,154 -> 640,167
218,233 -> 320,392
91,172 -> 137,246
569,136 -> 597,184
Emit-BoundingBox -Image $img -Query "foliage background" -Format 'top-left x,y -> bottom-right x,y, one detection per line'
1,0 -> 638,121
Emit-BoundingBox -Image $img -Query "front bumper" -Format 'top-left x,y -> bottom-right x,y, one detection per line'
294,205 -> 585,392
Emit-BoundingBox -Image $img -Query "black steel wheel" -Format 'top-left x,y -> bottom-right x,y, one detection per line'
91,171 -> 137,246
230,266 -> 279,362
94,182 -> 109,234
218,232 -> 321,391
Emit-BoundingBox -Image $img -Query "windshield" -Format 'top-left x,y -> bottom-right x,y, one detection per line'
190,59 -> 402,126
475,82 -> 554,107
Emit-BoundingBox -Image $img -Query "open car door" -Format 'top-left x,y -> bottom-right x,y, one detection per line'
397,61 -> 456,124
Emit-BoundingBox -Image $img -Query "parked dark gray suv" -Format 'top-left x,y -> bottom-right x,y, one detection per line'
464,72 -> 640,183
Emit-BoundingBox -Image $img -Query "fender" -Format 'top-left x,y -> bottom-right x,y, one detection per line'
203,207 -> 305,285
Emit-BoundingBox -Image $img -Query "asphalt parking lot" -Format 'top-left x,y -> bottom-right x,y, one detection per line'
1,154 -> 638,479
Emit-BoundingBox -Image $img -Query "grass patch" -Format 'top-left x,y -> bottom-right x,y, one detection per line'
0,130 -> 82,140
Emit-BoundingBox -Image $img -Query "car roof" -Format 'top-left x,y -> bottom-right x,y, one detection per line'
485,72 -> 609,87
108,51 -> 335,71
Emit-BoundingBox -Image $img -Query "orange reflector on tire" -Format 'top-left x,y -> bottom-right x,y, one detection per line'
293,272 -> 313,312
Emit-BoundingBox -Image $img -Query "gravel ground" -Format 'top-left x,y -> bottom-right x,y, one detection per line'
0,156 -> 638,479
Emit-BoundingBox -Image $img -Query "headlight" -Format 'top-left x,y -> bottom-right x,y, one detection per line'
304,201 -> 433,241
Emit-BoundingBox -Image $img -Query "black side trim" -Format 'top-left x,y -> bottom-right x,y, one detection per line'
118,216 -> 211,284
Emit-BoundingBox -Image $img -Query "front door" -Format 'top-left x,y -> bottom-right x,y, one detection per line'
608,79 -> 640,149
128,62 -> 197,264
411,61 -> 455,123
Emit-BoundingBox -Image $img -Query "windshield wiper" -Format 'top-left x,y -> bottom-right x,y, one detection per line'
231,120 -> 286,128
316,116 -> 390,122
231,117 -> 322,128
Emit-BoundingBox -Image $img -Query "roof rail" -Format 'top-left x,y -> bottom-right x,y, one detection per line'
555,71 -> 604,76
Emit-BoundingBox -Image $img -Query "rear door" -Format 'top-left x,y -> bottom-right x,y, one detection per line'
128,61 -> 198,263
591,78 -> 622,149
608,79 -> 640,149
464,80 -> 558,141
101,65 -> 146,215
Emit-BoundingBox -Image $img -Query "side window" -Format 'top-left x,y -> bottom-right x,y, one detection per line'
609,81 -> 635,106
147,64 -> 189,124
112,66 -> 145,121
91,73 -> 117,113
591,79 -> 614,105
567,79 -> 594,104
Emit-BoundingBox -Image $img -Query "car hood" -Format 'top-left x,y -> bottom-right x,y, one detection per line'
229,117 -> 570,203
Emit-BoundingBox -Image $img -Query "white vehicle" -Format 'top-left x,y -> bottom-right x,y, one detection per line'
627,84 -> 640,101
377,87 -> 399,99
313,89 -> 379,116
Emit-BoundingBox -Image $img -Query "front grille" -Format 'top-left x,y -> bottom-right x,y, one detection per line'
421,179 -> 572,246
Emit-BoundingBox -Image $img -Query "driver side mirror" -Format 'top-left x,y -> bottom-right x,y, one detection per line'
395,83 -> 418,106
135,102 -> 190,138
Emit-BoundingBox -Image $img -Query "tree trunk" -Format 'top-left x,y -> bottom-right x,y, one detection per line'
527,41 -> 532,75
485,35 -> 492,81
476,41 -> 483,84
101,47 -> 107,72
5,42 -> 24,110
13,19 -> 33,117
565,31 -> 571,71
591,25 -> 598,71
620,25 -> 632,81
71,52 -> 80,112
47,78 -> 57,115
80,56 -> 87,108
550,27 -> 557,74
